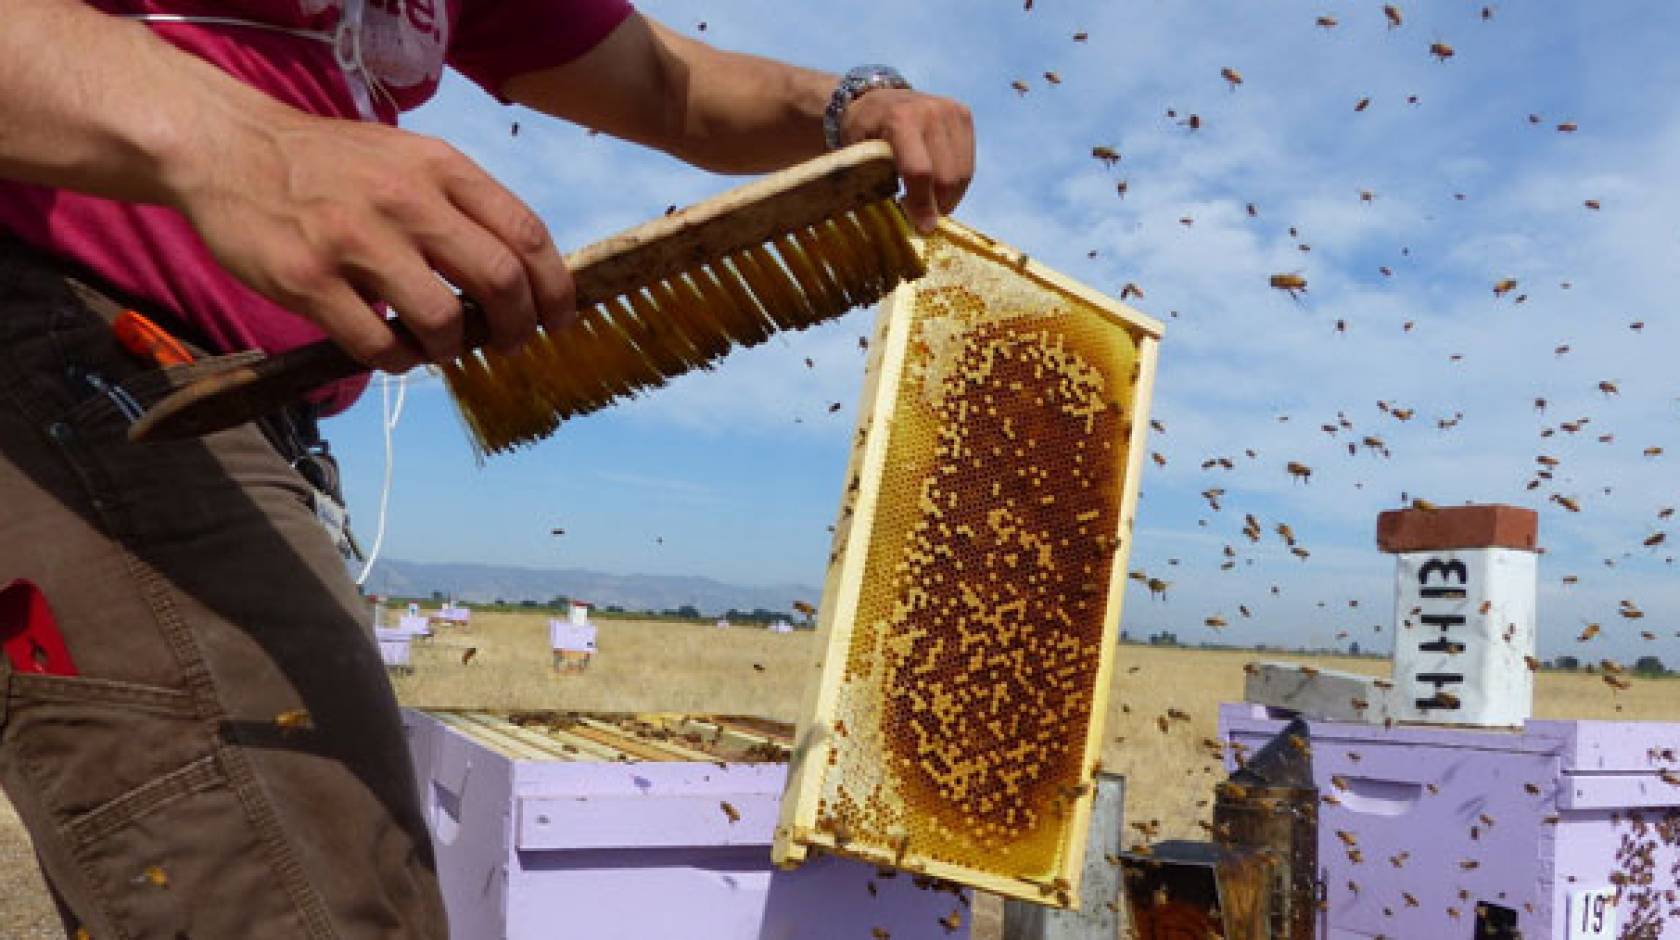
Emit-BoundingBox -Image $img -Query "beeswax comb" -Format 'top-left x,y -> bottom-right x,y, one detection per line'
130,141 -> 922,456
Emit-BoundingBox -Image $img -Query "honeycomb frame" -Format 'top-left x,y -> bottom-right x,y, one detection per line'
772,219 -> 1162,906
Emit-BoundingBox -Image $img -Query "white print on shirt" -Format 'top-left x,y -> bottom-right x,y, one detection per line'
283,0 -> 448,94
359,0 -> 448,92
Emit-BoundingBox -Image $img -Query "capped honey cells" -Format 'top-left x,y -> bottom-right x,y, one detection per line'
776,220 -> 1162,905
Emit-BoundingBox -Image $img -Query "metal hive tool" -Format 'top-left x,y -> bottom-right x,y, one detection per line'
773,219 -> 1163,906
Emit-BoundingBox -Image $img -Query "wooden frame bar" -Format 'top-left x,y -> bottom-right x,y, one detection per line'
772,219 -> 1162,906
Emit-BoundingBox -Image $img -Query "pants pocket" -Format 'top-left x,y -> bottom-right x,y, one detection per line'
1,672 -> 311,938
3,672 -> 204,823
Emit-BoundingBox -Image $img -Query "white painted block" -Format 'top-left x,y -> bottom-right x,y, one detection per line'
1391,548 -> 1536,727
1243,662 -> 1397,724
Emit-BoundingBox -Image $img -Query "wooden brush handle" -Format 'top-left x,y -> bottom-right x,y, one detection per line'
129,142 -> 900,443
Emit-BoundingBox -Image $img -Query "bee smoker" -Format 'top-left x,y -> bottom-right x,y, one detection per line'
1120,718 -> 1320,940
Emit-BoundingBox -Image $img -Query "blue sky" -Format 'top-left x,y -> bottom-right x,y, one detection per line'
335,1 -> 1680,667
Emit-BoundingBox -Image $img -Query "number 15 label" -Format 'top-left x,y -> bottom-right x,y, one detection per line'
1569,888 -> 1618,939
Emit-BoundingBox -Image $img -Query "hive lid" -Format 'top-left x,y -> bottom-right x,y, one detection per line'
773,219 -> 1162,906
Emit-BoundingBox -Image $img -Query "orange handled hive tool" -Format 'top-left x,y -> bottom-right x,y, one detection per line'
113,310 -> 195,368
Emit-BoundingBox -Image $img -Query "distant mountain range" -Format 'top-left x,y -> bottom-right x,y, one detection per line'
360,559 -> 821,616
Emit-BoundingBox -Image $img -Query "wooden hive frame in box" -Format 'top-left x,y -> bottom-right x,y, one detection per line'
773,218 -> 1162,907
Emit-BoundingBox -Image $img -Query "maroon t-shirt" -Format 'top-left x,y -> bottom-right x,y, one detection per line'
0,0 -> 632,414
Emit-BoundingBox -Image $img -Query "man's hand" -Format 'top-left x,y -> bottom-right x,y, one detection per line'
176,110 -> 575,374
838,89 -> 975,235
0,0 -> 573,374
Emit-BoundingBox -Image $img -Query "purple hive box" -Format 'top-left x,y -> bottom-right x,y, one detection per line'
403,709 -> 973,939
1221,703 -> 1680,938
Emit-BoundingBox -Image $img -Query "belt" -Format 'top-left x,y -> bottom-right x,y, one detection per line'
2,239 -> 334,483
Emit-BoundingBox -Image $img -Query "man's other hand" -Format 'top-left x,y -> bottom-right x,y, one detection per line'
839,89 -> 975,235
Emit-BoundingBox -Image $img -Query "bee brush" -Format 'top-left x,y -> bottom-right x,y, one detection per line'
129,141 -> 923,456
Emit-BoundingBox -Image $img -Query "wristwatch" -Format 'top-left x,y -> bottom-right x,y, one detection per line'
824,65 -> 912,151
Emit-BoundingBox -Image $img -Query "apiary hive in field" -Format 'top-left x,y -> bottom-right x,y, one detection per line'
774,219 -> 1163,906
404,709 -> 972,939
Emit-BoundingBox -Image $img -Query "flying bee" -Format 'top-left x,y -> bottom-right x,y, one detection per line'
1120,282 -> 1144,300
1493,277 -> 1518,296
1205,616 -> 1228,628
1557,122 -> 1578,132
1072,31 -> 1088,41
1010,79 -> 1029,95
1355,96 -> 1371,112
1270,273 -> 1308,298
1091,145 -> 1121,167
1316,14 -> 1339,28
1221,67 -> 1243,88
1043,71 -> 1061,85
1429,41 -> 1455,61
720,801 -> 741,823
275,708 -> 313,735
1598,380 -> 1619,396
1384,4 -> 1403,28
1578,623 -> 1601,642
1584,199 -> 1601,210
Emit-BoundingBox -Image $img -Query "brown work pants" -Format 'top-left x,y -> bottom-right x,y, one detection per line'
0,246 -> 447,938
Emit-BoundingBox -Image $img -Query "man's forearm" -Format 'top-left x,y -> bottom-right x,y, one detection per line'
502,15 -> 835,175
0,0 -> 286,208
650,31 -> 836,173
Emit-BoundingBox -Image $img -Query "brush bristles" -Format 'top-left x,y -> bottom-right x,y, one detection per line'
442,198 -> 925,458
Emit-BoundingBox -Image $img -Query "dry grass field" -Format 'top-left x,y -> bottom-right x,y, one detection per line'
1,611 -> 1675,936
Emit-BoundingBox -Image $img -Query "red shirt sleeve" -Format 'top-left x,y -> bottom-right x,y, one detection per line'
448,0 -> 635,101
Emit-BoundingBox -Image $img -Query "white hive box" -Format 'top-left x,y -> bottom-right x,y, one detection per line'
402,709 -> 973,940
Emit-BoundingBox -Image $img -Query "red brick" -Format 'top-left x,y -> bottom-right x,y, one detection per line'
1376,504 -> 1538,553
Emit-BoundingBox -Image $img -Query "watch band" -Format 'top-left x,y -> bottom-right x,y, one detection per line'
824,65 -> 912,151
